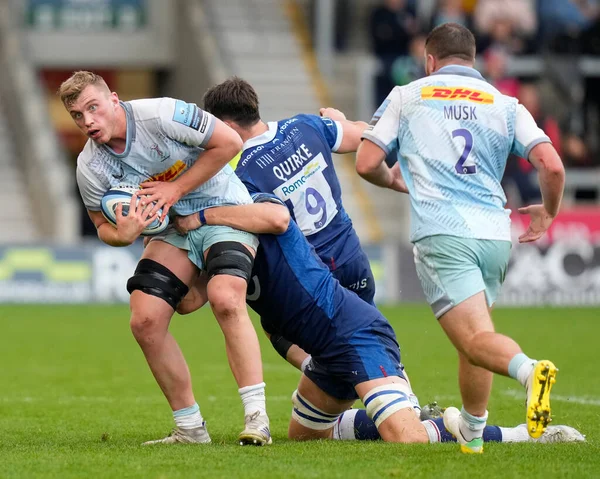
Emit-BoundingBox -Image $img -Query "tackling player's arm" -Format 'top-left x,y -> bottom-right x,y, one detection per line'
319,107 -> 369,153
262,330 -> 311,372
174,203 -> 290,236
141,99 -> 243,217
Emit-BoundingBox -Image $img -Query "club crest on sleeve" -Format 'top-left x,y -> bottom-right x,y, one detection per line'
172,100 -> 202,130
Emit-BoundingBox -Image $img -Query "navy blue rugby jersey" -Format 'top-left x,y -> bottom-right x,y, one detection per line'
246,194 -> 380,355
235,114 -> 363,270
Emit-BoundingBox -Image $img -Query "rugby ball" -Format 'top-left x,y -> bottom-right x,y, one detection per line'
100,186 -> 169,236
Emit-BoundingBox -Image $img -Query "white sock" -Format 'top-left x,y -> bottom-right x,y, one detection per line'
459,407 -> 488,441
517,361 -> 536,390
508,353 -> 537,389
499,424 -> 532,443
422,419 -> 441,443
333,409 -> 359,440
173,403 -> 204,429
239,382 -> 267,417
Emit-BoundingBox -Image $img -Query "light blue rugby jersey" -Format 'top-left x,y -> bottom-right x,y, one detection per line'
362,65 -> 550,242
76,98 -> 252,216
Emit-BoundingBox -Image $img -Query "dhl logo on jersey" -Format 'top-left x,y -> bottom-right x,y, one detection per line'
421,87 -> 494,104
147,160 -> 186,183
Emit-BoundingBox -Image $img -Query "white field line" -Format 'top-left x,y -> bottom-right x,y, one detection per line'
0,395 -> 294,404
4,391 -> 598,407
502,389 -> 600,407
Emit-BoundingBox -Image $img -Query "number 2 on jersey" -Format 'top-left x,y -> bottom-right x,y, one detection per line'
452,128 -> 476,175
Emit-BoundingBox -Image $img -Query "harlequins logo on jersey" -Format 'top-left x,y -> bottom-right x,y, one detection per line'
149,143 -> 170,162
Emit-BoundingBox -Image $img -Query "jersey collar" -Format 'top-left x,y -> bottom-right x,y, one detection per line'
102,101 -> 136,158
432,65 -> 485,81
243,122 -> 278,151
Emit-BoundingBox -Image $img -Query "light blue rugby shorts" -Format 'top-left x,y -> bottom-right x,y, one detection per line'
413,235 -> 512,318
151,224 -> 259,270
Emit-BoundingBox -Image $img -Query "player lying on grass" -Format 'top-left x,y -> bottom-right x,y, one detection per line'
173,196 -> 584,445
331,405 -> 584,444
59,71 -> 272,446
356,23 -> 565,453
201,77 -> 383,373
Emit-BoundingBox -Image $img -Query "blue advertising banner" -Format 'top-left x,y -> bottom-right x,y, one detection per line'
0,243 -> 143,303
0,243 -> 391,304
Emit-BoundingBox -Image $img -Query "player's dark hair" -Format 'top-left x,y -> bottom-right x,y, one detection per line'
203,77 -> 261,128
425,23 -> 476,62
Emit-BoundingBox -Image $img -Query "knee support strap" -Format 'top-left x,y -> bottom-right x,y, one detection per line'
363,382 -> 416,427
126,259 -> 189,310
206,241 -> 254,282
291,389 -> 341,431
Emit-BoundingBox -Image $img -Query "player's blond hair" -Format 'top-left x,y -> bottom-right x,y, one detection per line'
58,71 -> 110,108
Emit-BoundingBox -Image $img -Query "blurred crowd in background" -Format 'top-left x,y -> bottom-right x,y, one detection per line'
363,0 -> 600,206
40,0 -> 600,235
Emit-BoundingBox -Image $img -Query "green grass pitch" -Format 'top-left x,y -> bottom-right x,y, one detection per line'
0,304 -> 598,478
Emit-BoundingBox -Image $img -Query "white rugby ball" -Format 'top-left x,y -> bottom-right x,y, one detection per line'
101,186 -> 169,236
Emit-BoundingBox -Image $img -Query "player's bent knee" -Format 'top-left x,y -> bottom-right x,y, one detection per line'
291,389 -> 341,433
363,382 -> 417,428
127,259 -> 189,310
206,241 -> 254,283
129,302 -> 170,343
208,285 -> 247,320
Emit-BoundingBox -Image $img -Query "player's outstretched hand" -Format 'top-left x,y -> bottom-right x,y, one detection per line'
115,191 -> 158,244
173,213 -> 202,235
518,204 -> 554,243
139,181 -> 183,219
319,107 -> 347,121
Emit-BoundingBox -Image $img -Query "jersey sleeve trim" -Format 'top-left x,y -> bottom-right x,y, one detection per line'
331,120 -> 344,152
523,136 -> 552,161
361,131 -> 392,155
200,118 -> 216,148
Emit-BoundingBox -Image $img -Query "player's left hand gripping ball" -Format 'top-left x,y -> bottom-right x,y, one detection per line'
139,180 -> 183,219
101,186 -> 169,236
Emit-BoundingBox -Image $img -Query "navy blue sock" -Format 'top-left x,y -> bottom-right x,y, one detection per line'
431,417 -> 456,442
344,410 -> 504,443
482,425 -> 502,442
431,418 -> 503,443
354,409 -> 381,440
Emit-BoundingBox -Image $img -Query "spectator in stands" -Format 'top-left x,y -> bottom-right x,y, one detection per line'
474,0 -> 536,36
539,0 -> 599,51
370,0 -> 418,57
484,47 -> 520,97
369,0 -> 418,104
430,0 -> 470,29
474,0 -> 536,53
461,0 -> 478,14
390,33 -> 426,86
